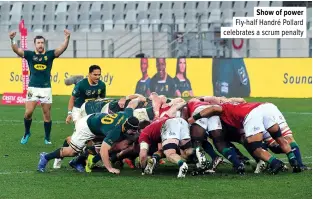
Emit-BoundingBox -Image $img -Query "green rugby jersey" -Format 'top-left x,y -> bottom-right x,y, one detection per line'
72,78 -> 106,108
87,108 -> 133,146
23,50 -> 56,88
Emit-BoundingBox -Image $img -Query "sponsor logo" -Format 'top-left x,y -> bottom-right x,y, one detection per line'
33,56 -> 38,61
86,90 -> 92,95
253,126 -> 260,132
34,64 -> 47,70
238,66 -> 248,85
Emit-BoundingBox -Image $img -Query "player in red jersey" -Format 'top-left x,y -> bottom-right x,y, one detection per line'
257,103 -> 309,172
188,102 -> 302,174
186,98 -> 245,174
139,116 -> 205,178
138,117 -> 168,175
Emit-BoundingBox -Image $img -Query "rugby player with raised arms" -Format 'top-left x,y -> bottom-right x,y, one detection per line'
9,29 -> 70,145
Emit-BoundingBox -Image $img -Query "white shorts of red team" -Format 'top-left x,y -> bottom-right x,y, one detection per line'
244,103 -> 292,138
70,115 -> 95,152
161,118 -> 191,142
26,87 -> 52,104
192,105 -> 222,133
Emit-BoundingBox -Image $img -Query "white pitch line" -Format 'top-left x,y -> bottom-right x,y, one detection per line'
283,112 -> 312,115
0,119 -> 66,124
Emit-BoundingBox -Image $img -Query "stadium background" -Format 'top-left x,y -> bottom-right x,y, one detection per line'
0,1 -> 311,199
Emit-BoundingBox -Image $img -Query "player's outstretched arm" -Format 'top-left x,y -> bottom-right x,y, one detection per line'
126,98 -> 140,110
100,142 -> 120,174
139,143 -> 149,174
9,32 -> 24,57
128,94 -> 145,100
187,106 -> 222,124
228,97 -> 246,103
54,29 -> 70,58
200,96 -> 221,104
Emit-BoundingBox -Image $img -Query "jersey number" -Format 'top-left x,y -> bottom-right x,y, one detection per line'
101,114 -> 118,124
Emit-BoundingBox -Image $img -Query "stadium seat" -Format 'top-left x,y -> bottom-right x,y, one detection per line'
67,2 -> 79,32
102,1 -> 113,31
33,2 -> 45,33
78,2 -> 91,32
113,2 -> 126,31
160,2 -> 173,32
137,2 -> 149,32
90,2 -> 102,32
185,2 -> 197,32
173,1 -> 185,32
44,2 -> 56,32
55,2 -> 67,32
10,2 -> 23,31
0,2 -> 11,32
0,1 -> 311,58
149,2 -> 161,32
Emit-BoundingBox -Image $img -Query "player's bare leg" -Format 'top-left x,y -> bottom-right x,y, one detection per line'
53,136 -> 71,169
190,124 -> 219,170
21,101 -> 37,144
38,146 -> 78,172
162,138 -> 188,178
41,103 -> 52,144
246,132 -> 285,174
267,124 -> 301,172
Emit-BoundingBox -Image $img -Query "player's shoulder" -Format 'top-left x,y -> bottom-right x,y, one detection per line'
167,74 -> 174,79
98,79 -> 106,86
45,50 -> 56,56
23,50 -> 34,58
24,50 -> 34,54
76,78 -> 88,86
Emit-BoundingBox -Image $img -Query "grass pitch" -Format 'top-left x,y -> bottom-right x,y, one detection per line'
0,97 -> 311,199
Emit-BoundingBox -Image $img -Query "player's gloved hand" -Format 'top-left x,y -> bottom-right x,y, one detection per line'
9,32 -> 17,39
108,168 -> 120,174
66,115 -> 73,124
187,117 -> 195,124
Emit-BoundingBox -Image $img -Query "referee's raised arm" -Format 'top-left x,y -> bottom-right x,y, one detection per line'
9,31 -> 24,58
54,29 -> 71,58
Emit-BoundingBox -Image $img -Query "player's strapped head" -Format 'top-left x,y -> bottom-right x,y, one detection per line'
124,116 -> 140,134
34,35 -> 46,53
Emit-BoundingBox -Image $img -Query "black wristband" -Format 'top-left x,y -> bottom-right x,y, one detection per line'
193,113 -> 202,120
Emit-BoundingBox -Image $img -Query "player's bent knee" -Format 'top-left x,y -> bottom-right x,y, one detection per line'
270,128 -> 282,139
66,136 -> 72,144
163,143 -> 178,154
267,123 -> 280,133
246,140 -> 263,154
60,147 -> 77,157
180,140 -> 192,150
284,135 -> 294,143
